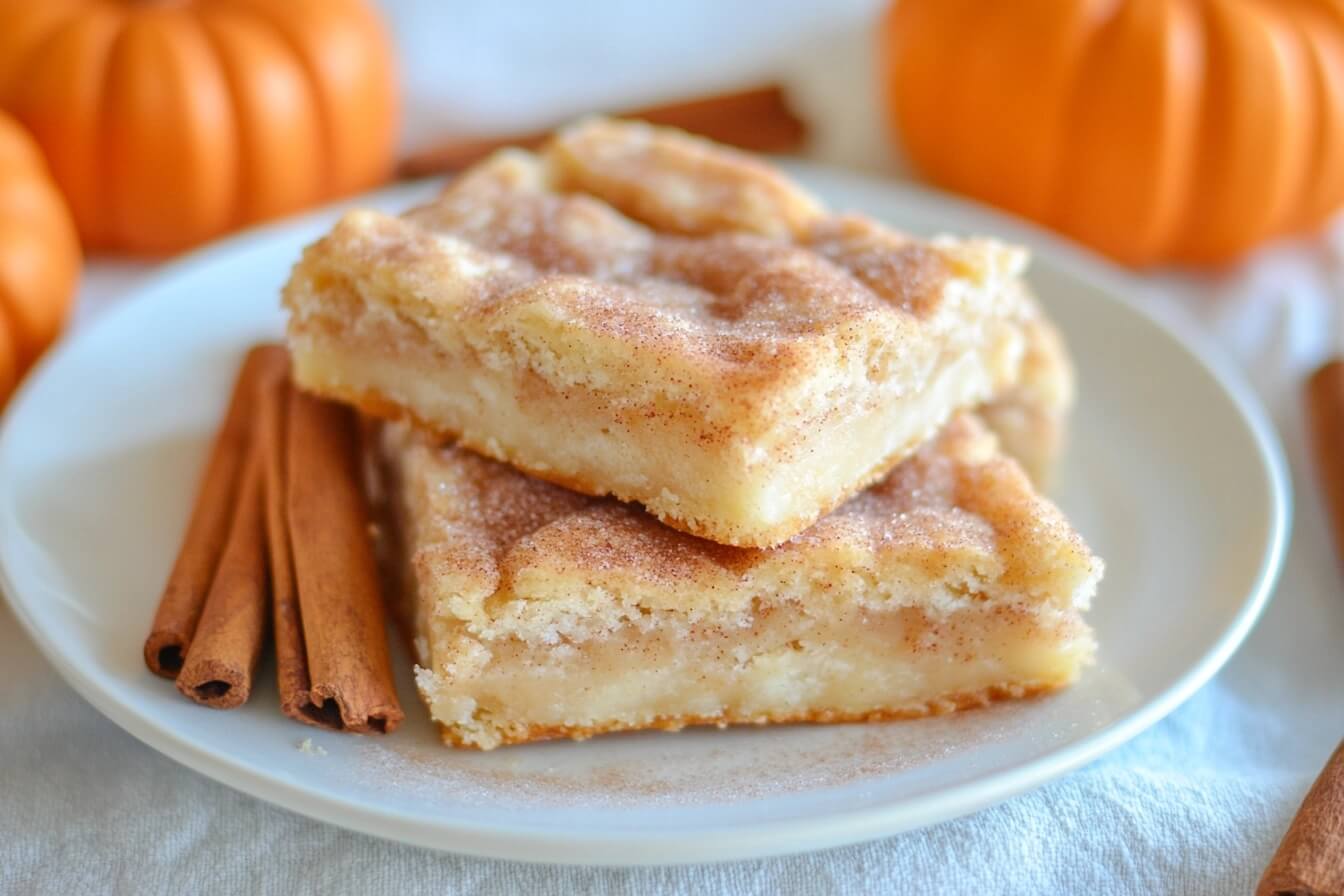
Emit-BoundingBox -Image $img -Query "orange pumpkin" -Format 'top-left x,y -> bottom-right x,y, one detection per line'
881,0 -> 1344,266
0,113 -> 79,405
0,0 -> 398,254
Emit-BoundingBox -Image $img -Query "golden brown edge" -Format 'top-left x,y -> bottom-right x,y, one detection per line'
433,680 -> 1070,750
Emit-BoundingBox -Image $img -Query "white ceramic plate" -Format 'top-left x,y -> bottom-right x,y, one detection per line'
0,167 -> 1290,866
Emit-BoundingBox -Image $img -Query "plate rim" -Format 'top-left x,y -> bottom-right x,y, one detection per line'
0,167 -> 1293,865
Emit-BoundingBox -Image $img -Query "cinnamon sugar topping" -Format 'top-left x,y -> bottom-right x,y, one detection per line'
355,118 -> 1026,376
385,413 -> 1098,624
378,412 -> 1102,749
284,118 -> 1041,547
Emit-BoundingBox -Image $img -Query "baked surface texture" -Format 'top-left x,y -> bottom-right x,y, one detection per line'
373,414 -> 1103,750
287,118 -> 1049,547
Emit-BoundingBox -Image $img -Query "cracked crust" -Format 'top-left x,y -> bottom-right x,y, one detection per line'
286,118 -> 1043,547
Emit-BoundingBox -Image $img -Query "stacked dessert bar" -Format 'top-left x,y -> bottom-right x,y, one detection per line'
282,119 -> 1103,749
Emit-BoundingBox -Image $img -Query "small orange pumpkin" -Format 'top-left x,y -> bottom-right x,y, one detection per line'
0,113 -> 79,405
0,0 -> 398,254
881,0 -> 1344,266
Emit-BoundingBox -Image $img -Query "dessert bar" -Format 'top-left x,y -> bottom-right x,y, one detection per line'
374,414 -> 1102,750
288,119 -> 1050,547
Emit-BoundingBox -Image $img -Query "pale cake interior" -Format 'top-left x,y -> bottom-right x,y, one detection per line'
289,118 -> 1047,548
374,415 -> 1102,750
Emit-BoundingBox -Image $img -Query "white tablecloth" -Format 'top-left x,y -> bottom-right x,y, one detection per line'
4,3 -> 1344,893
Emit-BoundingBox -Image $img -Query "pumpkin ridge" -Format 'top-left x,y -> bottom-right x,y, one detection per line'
195,3 -> 326,228
1,0 -> 396,253
1038,0 -> 1120,241
0,112 -> 78,399
1149,0 -> 1206,262
1161,0 -> 1216,262
1257,2 -> 1316,244
194,9 -> 255,235
173,11 -> 240,246
1060,0 -> 1204,265
0,186 -> 76,360
228,0 -> 335,197
1015,0 -> 1117,223
1176,0 -> 1305,261
232,0 -> 397,197
104,10 -> 237,252
1281,0 -> 1344,231
884,0 -> 1344,265
0,2 -> 85,104
41,7 -> 122,248
97,13 -> 134,251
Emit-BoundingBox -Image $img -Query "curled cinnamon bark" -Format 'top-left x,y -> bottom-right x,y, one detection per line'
259,367 -> 310,724
273,382 -> 403,734
1257,740 -> 1344,896
143,345 -> 287,677
175,447 -> 269,709
1306,359 -> 1344,571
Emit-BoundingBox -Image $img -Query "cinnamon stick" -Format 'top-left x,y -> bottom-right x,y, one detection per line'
277,386 -> 403,733
1257,363 -> 1344,893
143,345 -> 288,678
175,447 -> 269,708
398,84 -> 807,178
1306,359 -> 1344,570
259,367 -> 310,724
1257,740 -> 1344,896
